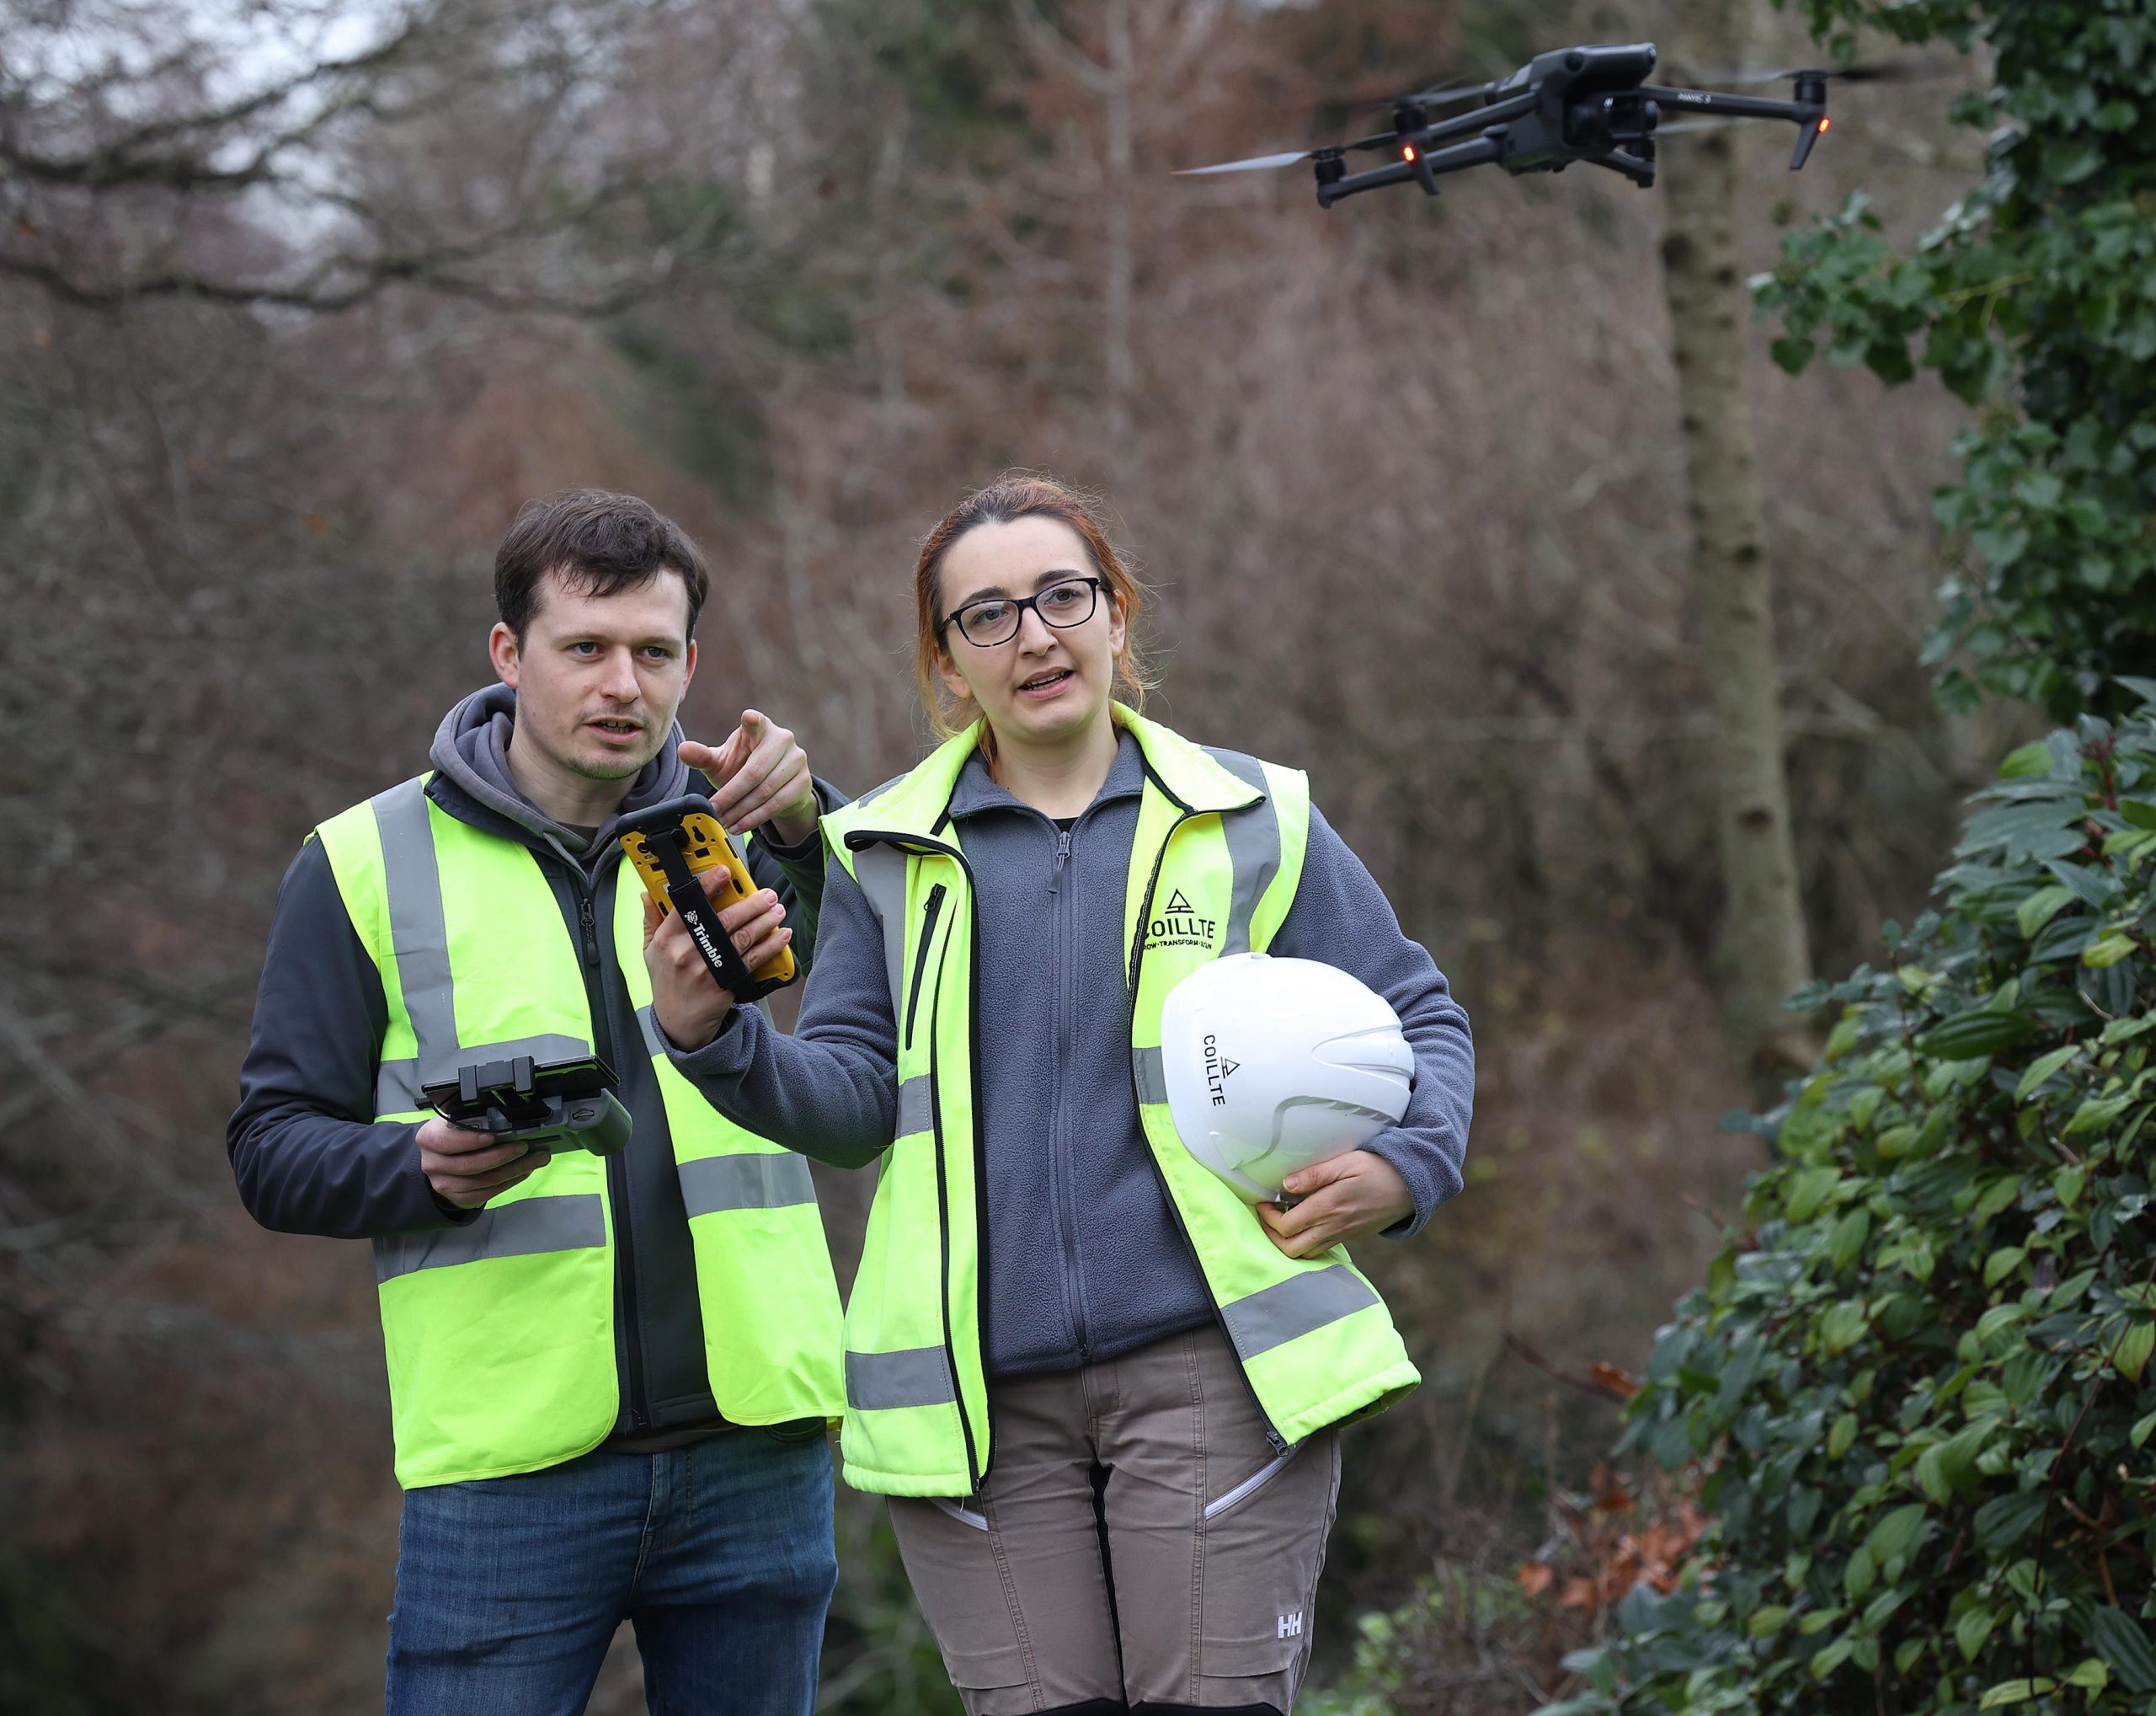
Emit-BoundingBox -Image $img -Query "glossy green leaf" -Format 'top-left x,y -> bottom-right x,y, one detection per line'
2091,1607 -> 2156,1694
2015,1044 -> 2080,1099
1829,1208 -> 1872,1271
1957,1606 -> 1999,1661
1915,1011 -> 2036,1059
1972,1490 -> 2046,1550
1979,1679 -> 2055,1708
2114,1321 -> 2154,1384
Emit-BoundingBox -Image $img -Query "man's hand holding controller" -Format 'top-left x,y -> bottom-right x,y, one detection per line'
419,1118 -> 551,1211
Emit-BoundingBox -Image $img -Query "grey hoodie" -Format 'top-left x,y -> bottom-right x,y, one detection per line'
668,727 -> 1473,1380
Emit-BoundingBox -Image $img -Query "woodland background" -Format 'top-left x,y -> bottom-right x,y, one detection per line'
0,0 -> 2059,1708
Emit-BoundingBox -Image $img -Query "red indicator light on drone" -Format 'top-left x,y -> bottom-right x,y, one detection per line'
1817,116 -> 1830,131
1403,144 -> 1418,161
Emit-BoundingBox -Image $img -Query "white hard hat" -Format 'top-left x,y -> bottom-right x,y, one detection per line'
1159,952 -> 1414,1203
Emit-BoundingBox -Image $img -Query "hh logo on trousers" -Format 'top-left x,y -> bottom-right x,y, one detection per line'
1278,1611 -> 1304,1639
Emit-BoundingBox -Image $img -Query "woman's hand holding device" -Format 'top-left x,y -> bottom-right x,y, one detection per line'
642,871 -> 792,1050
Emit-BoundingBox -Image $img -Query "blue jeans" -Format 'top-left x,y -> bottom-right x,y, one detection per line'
386,1426 -> 837,1716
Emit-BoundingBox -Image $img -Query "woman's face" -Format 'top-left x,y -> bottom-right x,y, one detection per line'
935,516 -> 1129,753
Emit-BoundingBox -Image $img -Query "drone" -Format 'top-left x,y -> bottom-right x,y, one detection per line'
1179,43 -> 1839,205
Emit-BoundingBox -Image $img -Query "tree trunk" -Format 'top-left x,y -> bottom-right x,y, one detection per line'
1659,13 -> 1816,1083
1102,0 -> 1137,462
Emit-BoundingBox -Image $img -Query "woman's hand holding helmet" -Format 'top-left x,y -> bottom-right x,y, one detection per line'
1257,1151 -> 1414,1258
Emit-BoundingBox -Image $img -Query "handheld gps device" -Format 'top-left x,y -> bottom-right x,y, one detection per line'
421,1053 -> 633,1157
617,794 -> 799,1004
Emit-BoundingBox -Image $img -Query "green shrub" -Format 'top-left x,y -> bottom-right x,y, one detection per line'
1305,1560 -> 1562,1716
1757,0 -> 2156,720
1550,686 -> 2156,1713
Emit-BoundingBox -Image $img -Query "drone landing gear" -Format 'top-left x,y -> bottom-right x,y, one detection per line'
1582,143 -> 1656,187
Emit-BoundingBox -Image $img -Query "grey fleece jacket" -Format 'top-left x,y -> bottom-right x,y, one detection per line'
668,728 -> 1474,1380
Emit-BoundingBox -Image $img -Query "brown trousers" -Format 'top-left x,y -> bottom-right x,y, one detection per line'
887,1326 -> 1342,1714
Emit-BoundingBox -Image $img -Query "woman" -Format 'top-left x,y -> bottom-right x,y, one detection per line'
645,475 -> 1474,1716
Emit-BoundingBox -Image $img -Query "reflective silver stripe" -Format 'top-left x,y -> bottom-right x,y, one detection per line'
846,1346 -> 957,1410
897,1074 -> 934,1138
1132,1045 -> 1168,1106
679,1152 -> 815,1216
373,1194 -> 606,1285
1203,1445 -> 1299,1521
1220,1264 -> 1379,1361
375,1032 -> 594,1115
852,844 -> 911,1023
1203,750 -> 1278,959
373,778 -> 459,1087
930,1494 -> 990,1531
371,778 -> 591,1099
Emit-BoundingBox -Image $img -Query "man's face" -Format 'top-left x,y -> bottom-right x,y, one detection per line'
488,569 -> 697,787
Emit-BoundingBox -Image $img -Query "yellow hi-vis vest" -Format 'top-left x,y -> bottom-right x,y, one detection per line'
313,775 -> 846,1489
820,708 -> 1421,1497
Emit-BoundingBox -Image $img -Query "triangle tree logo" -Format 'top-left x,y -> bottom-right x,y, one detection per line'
1219,1058 -> 1240,1082
1165,889 -> 1195,914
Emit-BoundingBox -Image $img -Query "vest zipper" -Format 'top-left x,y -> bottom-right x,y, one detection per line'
904,885 -> 947,1051
1045,816 -> 1088,1359
564,864 -> 645,1431
1125,797 -> 1291,1456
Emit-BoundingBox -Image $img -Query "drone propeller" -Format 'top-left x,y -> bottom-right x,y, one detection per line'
1695,59 -> 1939,87
1174,148 -> 1325,177
1177,122 -> 1412,178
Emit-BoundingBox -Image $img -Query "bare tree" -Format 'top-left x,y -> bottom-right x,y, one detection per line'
0,0 -> 743,314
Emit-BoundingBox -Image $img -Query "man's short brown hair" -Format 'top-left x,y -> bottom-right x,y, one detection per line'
494,489 -> 711,643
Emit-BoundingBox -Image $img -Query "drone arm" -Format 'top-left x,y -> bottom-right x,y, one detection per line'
1317,133 -> 1508,207
1412,87 -> 1541,147
1637,84 -> 1826,169
1636,85 -> 1816,122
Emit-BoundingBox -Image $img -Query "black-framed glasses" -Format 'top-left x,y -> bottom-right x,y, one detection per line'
942,575 -> 1107,648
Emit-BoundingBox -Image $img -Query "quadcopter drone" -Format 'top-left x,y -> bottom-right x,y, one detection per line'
1180,42 -> 1837,205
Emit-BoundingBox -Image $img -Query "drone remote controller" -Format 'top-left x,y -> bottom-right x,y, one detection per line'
423,1054 -> 632,1157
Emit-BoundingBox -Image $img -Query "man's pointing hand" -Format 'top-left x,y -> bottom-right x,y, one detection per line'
680,711 -> 818,847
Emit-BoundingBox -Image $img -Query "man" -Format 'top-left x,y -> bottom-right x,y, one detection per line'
228,489 -> 847,1714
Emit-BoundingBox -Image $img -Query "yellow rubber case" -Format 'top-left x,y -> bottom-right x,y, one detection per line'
620,807 -> 798,991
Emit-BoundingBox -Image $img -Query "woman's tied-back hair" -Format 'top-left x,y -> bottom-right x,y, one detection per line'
913,473 -> 1155,742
